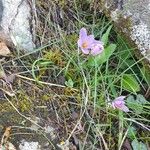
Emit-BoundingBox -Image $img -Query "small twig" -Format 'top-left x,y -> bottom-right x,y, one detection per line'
145,87 -> 150,99
96,130 -> 109,150
118,127 -> 129,150
125,118 -> 150,131
0,87 -> 15,97
16,74 -> 66,88
66,90 -> 89,142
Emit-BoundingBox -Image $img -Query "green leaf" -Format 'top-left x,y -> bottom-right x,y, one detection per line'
101,25 -> 113,46
39,61 -> 53,66
87,56 -> 97,67
121,74 -> 140,93
97,43 -> 116,64
126,95 -> 145,114
32,58 -> 53,84
65,78 -> 74,88
88,44 -> 116,67
136,94 -> 148,104
131,139 -> 148,150
127,126 -> 137,140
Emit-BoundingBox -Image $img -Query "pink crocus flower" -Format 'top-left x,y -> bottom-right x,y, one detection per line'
77,28 -> 94,54
112,96 -> 129,112
77,28 -> 104,56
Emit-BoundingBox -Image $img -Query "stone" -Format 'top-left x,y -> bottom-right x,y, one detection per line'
100,0 -> 150,63
0,0 -> 3,23
19,140 -> 41,150
0,0 -> 35,52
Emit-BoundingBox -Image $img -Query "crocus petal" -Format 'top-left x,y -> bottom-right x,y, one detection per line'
79,28 -> 87,39
91,44 -> 104,55
87,35 -> 95,43
114,100 -> 124,107
114,96 -> 126,102
112,102 -> 116,109
85,35 -> 95,49
120,105 -> 129,112
77,38 -> 83,48
90,40 -> 104,56
112,100 -> 122,109
81,48 -> 90,54
114,101 -> 125,109
78,34 -> 94,55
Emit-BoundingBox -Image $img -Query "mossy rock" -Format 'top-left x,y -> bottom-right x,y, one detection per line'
99,0 -> 150,66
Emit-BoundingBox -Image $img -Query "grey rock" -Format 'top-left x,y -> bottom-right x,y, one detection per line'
100,0 -> 150,62
0,0 -> 35,52
0,0 -> 3,22
19,140 -> 41,150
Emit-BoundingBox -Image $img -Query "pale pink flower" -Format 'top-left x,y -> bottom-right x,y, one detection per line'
78,28 -> 104,56
77,28 -> 94,54
112,96 -> 129,112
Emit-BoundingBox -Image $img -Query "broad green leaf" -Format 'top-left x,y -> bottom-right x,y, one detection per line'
101,25 -> 113,46
121,74 -> 140,93
131,139 -> 148,150
127,126 -> 137,140
136,94 -> 148,104
88,44 -> 116,67
87,56 -> 96,67
126,95 -> 145,114
97,43 -> 116,64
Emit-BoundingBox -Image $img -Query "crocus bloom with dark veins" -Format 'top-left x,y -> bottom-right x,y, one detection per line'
78,28 -> 94,54
91,40 -> 104,56
112,96 -> 129,112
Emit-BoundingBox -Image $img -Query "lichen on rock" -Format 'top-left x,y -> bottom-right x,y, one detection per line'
19,140 -> 41,150
100,0 -> 150,63
130,23 -> 150,59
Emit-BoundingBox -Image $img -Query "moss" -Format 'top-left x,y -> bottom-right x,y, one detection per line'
15,92 -> 32,112
0,101 -> 24,129
65,34 -> 78,45
43,49 -> 66,67
18,99 -> 32,112
0,101 -> 14,113
41,95 -> 51,101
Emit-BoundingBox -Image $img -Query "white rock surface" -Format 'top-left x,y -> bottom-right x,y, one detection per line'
0,0 -> 35,52
19,140 -> 41,150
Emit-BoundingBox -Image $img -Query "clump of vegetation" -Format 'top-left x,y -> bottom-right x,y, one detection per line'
0,0 -> 149,149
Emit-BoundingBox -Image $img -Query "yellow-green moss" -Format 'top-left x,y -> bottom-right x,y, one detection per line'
0,101 -> 14,113
43,49 -> 66,67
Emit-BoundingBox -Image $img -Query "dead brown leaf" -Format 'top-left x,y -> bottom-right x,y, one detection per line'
0,69 -> 7,79
1,126 -> 12,145
0,42 -> 11,56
